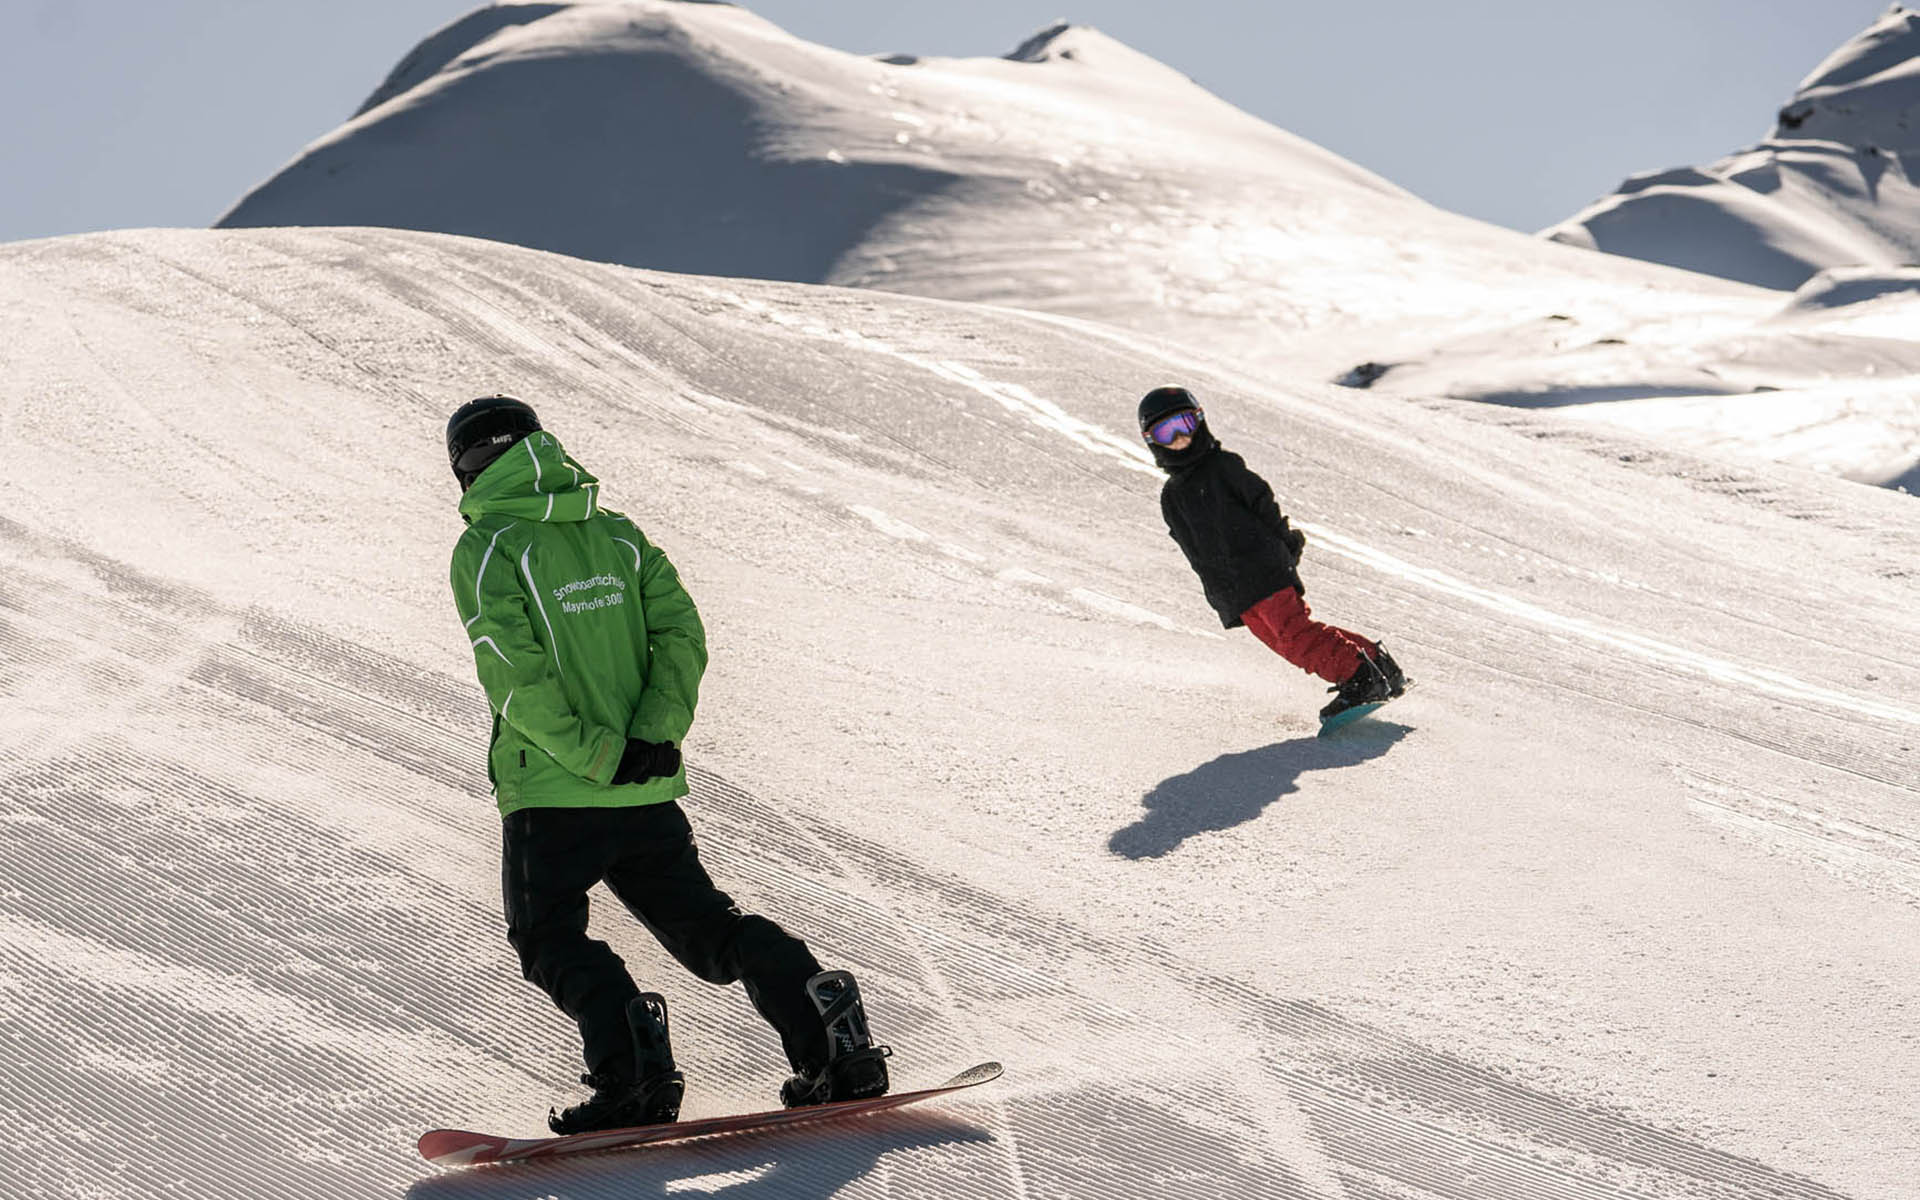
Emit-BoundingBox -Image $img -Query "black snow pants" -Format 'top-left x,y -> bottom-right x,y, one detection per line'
501,801 -> 827,1080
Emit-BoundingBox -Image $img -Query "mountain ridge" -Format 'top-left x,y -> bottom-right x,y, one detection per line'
1546,5 -> 1920,290
218,0 -> 1716,360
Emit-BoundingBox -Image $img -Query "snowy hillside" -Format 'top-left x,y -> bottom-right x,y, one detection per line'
3,226 -> 1918,1199
1332,1 -> 1920,493
1340,265 -> 1920,492
1545,6 -> 1920,291
1361,5 -> 1920,493
214,1 -> 1753,375
212,1 -> 1920,493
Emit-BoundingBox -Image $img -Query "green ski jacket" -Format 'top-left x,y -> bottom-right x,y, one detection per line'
448,431 -> 707,815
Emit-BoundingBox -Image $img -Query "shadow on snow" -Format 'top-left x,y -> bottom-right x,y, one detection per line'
1109,724 -> 1412,860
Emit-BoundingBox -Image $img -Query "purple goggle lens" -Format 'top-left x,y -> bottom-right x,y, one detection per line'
1146,410 -> 1203,446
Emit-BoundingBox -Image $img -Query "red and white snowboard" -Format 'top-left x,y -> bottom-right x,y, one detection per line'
418,1061 -> 1003,1167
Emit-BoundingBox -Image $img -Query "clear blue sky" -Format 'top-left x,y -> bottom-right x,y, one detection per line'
2,0 -> 1890,244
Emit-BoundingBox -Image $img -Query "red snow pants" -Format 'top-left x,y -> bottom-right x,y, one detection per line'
1240,587 -> 1373,684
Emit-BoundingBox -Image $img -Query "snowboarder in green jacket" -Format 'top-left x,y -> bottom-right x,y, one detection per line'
445,395 -> 889,1135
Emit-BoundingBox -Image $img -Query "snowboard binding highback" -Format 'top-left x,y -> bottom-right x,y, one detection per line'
781,970 -> 892,1107
626,992 -> 685,1124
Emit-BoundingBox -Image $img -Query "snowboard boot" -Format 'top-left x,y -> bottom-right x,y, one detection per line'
548,1069 -> 642,1136
1370,643 -> 1407,697
547,993 -> 684,1135
1319,652 -> 1392,723
780,970 -> 892,1108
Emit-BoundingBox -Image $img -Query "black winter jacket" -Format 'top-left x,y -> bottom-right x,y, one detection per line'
1158,443 -> 1304,628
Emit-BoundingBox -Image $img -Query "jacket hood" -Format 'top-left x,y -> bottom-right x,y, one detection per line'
457,431 -> 601,524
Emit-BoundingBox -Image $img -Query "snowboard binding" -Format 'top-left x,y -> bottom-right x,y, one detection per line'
781,970 -> 892,1107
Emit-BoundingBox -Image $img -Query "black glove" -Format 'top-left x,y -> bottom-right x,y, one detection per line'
1283,525 -> 1306,558
612,738 -> 681,786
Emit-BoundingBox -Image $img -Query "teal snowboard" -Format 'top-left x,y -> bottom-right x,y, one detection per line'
1317,678 -> 1410,736
1318,700 -> 1387,735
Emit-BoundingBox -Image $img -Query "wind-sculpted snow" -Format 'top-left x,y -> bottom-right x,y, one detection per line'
351,3 -> 570,118
1547,7 -> 1920,291
1782,265 -> 1920,315
2,227 -> 1918,1198
211,2 -> 1920,488
1544,141 -> 1920,292
1472,7 -> 1920,488
215,2 -> 1745,377
1774,6 -> 1920,154
1339,295 -> 1920,490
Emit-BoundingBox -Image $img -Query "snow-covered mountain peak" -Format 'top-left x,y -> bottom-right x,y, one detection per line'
993,21 -> 1223,110
1544,7 -> 1920,292
1776,4 -> 1920,149
218,2 -> 1727,376
1005,20 -> 1081,62
1002,20 -> 1173,73
212,2 -> 1919,490
353,2 -> 568,117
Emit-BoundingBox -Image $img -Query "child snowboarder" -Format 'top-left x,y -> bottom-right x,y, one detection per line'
443,394 -> 890,1135
1138,385 -> 1405,726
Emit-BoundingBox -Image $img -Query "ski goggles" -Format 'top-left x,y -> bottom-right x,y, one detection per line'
1144,409 -> 1204,446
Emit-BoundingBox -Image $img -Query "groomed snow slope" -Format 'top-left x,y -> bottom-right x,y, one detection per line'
3,227 -> 1918,1199
1545,6 -> 1920,291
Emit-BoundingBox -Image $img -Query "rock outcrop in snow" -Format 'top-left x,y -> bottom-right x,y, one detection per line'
1544,6 -> 1920,290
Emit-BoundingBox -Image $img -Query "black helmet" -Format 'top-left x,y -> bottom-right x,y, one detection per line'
1136,385 -> 1214,469
1137,385 -> 1200,433
447,395 -> 541,489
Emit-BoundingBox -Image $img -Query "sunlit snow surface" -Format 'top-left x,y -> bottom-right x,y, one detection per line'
2,227 -> 1918,1198
1546,5 -> 1920,292
213,1 -> 1919,488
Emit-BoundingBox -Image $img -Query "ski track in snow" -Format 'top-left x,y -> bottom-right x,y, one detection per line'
0,414 -> 1880,1200
0,441 -> 1873,1200
848,500 -> 1199,634
1306,525 -> 1920,727
718,285 -> 1920,733
5,229 -> 1916,1198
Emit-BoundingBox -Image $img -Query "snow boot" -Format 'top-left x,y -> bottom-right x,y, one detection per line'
547,993 -> 684,1134
1319,653 -> 1392,723
547,1070 -> 642,1136
1371,643 -> 1407,697
780,971 -> 891,1107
